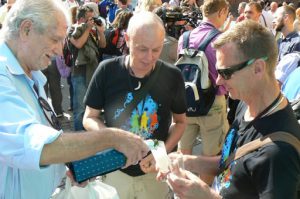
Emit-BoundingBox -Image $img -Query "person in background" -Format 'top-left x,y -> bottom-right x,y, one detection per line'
258,0 -> 274,31
115,0 -> 132,17
83,11 -> 187,199
69,5 -> 106,131
293,7 -> 300,32
66,5 -> 79,111
282,66 -> 300,101
154,6 -> 178,64
112,10 -> 132,56
273,5 -> 300,61
0,0 -> 15,28
177,0 -> 229,185
275,52 -> 300,87
268,1 -> 278,17
63,0 -> 79,9
101,10 -> 133,60
163,20 -> 300,199
135,0 -> 162,12
42,58 -> 64,117
236,2 -> 247,22
84,1 -> 100,16
0,0 -> 149,198
244,1 -> 262,23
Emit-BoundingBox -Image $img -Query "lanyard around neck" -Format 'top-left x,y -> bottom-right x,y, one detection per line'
245,92 -> 283,129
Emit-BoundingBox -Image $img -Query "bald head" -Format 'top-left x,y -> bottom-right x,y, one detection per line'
7,0 -> 16,5
270,2 -> 278,13
125,11 -> 165,76
126,11 -> 165,38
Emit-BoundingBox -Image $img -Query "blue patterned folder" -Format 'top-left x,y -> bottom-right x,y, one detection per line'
68,149 -> 126,183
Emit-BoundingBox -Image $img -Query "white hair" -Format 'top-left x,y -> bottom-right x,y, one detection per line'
0,0 -> 69,41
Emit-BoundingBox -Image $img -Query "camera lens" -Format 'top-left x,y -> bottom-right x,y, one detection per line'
92,17 -> 102,26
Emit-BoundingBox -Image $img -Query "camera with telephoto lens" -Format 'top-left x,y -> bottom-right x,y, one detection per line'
92,17 -> 103,26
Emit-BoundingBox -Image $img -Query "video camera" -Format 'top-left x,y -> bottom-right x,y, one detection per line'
156,6 -> 203,39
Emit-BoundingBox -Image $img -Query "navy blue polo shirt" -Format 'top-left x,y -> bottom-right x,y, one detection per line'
278,31 -> 300,61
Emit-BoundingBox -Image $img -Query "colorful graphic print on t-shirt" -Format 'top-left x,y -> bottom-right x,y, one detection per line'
113,92 -> 159,139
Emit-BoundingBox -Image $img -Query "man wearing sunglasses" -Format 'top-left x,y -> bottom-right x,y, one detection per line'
0,0 -> 149,198
163,20 -> 300,198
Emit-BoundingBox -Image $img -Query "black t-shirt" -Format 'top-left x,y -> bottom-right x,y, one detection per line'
214,102 -> 300,199
84,56 -> 187,176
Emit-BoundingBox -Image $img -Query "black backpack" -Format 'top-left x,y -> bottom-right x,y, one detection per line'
63,27 -> 78,67
100,28 -> 123,56
175,28 -> 220,117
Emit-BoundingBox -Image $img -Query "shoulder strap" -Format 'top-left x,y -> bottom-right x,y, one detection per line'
261,13 -> 267,27
111,28 -> 119,46
198,28 -> 220,52
128,62 -> 161,110
115,61 -> 162,127
225,132 -> 300,168
182,31 -> 191,49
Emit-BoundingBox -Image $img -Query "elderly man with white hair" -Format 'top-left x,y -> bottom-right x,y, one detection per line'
0,0 -> 149,198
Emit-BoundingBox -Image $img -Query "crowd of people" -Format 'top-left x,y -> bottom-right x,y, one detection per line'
0,0 -> 299,198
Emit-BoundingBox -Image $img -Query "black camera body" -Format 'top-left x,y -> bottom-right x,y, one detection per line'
92,17 -> 103,26
157,6 -> 202,39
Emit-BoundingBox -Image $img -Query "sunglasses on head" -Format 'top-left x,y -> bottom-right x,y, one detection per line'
217,57 -> 268,80
38,97 -> 62,130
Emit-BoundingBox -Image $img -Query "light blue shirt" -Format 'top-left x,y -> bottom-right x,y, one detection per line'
282,67 -> 300,101
0,42 -> 66,199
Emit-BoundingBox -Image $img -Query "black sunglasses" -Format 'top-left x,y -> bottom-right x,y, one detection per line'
38,97 -> 62,130
217,57 -> 268,80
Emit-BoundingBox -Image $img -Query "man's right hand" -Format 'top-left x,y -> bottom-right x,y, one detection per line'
111,128 -> 149,168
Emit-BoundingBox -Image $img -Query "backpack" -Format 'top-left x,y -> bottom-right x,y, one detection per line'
175,28 -> 220,117
100,28 -> 123,56
98,0 -> 118,23
63,27 -> 78,67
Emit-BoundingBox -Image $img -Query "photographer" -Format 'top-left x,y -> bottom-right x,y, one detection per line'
69,5 -> 106,131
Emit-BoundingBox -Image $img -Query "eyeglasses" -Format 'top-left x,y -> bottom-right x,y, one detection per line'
38,97 -> 62,130
217,57 -> 268,80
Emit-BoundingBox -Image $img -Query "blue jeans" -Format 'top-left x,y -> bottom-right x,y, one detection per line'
71,74 -> 86,131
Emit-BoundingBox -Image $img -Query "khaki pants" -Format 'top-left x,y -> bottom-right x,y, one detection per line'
102,171 -> 171,199
178,95 -> 229,156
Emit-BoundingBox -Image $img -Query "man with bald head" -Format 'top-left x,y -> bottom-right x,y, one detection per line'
269,1 -> 278,17
83,11 -> 187,199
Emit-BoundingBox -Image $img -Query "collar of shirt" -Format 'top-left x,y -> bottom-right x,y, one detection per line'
0,41 -> 47,89
282,31 -> 299,42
